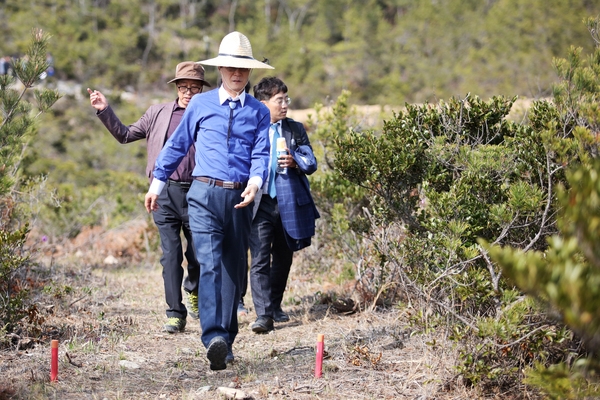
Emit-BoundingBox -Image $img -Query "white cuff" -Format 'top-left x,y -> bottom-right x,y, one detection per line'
149,178 -> 166,195
248,176 -> 263,190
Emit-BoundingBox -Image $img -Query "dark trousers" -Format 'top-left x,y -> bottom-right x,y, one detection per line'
186,180 -> 252,348
152,181 -> 200,319
240,260 -> 249,306
249,195 -> 294,318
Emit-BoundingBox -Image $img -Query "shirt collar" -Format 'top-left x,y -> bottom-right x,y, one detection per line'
172,99 -> 185,111
218,85 -> 246,107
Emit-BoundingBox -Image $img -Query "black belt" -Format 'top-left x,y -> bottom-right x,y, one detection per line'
194,176 -> 247,190
168,179 -> 192,188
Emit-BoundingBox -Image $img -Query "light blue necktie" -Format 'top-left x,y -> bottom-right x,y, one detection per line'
267,124 -> 279,198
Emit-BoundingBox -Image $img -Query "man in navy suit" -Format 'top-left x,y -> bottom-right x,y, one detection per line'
249,77 -> 319,333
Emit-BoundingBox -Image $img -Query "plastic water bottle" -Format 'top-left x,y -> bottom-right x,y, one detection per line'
276,137 -> 287,174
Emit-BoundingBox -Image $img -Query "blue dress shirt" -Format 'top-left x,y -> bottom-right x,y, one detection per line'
150,86 -> 271,194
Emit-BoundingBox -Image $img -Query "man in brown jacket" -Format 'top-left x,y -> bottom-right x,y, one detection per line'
87,62 -> 211,333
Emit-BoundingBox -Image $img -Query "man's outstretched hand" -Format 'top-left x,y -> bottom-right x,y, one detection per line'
234,184 -> 259,209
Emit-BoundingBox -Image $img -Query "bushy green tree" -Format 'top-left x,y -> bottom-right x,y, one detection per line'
0,29 -> 60,202
483,16 -> 600,398
0,29 -> 59,338
485,159 -> 600,398
300,91 -> 372,282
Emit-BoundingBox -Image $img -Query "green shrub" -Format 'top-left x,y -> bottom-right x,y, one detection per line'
485,158 -> 600,397
0,227 -> 30,333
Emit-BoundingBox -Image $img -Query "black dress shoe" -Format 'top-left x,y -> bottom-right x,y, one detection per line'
251,316 -> 274,333
226,349 -> 235,364
273,308 -> 290,322
206,336 -> 228,371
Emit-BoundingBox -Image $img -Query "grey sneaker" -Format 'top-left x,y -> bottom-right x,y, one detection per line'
186,291 -> 199,320
164,317 -> 186,333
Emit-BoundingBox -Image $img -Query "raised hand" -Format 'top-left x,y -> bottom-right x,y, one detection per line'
87,88 -> 108,112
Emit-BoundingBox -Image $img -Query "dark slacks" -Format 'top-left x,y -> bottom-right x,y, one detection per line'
186,179 -> 252,348
152,180 -> 200,319
249,195 -> 294,318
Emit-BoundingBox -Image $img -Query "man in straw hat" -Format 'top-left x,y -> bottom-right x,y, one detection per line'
88,61 -> 211,334
145,31 -> 274,371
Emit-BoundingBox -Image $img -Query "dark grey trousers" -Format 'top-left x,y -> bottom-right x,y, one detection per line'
248,195 -> 294,318
152,180 -> 200,319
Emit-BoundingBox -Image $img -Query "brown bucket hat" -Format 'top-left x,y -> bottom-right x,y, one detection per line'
167,61 -> 212,86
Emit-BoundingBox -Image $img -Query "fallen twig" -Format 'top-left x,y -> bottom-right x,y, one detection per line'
283,346 -> 314,355
68,295 -> 87,307
65,352 -> 82,367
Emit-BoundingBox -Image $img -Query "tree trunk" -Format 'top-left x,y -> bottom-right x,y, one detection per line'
229,0 -> 238,32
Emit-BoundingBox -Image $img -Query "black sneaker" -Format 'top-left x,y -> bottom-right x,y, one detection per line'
206,336 -> 228,371
251,316 -> 274,333
273,308 -> 290,322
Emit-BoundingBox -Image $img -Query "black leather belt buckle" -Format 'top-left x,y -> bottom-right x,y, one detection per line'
169,179 -> 191,188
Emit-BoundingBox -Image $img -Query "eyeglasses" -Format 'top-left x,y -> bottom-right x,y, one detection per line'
270,96 -> 291,106
222,67 -> 251,73
177,86 -> 203,94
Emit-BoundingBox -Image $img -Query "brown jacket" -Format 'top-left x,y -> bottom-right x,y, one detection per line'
96,101 -> 194,182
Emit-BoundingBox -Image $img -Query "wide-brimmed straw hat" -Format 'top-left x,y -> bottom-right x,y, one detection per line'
167,61 -> 212,86
198,31 -> 274,70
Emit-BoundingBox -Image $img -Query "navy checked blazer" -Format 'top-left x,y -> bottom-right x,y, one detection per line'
253,118 -> 320,251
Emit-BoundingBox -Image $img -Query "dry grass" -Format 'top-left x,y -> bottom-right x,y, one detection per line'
0,223 -> 487,400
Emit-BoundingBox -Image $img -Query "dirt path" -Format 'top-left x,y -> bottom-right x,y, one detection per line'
1,245 -> 476,399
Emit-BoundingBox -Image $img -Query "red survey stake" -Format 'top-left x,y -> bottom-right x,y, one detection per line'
315,333 -> 324,378
50,340 -> 58,382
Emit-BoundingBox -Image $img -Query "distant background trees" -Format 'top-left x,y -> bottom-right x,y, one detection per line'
1,0 -> 599,107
